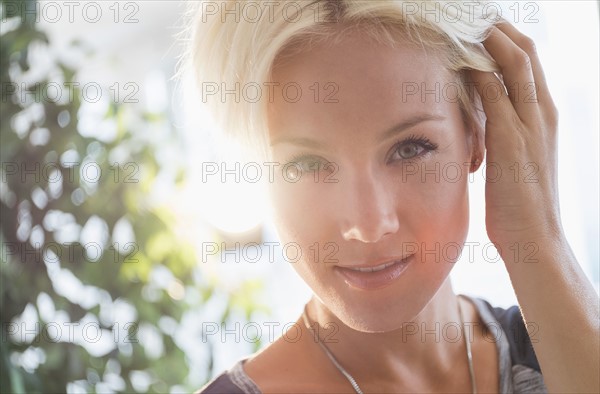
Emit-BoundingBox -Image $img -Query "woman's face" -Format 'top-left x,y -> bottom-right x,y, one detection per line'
267,29 -> 480,332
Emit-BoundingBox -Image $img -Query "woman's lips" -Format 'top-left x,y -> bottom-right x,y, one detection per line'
333,254 -> 414,291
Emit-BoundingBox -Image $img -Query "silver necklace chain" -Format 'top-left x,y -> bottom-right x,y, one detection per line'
301,295 -> 477,394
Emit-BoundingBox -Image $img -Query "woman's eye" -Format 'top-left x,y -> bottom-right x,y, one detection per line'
388,136 -> 438,163
290,156 -> 327,172
301,160 -> 326,172
392,142 -> 425,160
398,142 -> 424,159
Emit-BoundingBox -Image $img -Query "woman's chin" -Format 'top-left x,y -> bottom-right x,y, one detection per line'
340,313 -> 418,334
329,299 -> 426,334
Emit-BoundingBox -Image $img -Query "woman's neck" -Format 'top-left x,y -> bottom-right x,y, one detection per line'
303,278 -> 474,390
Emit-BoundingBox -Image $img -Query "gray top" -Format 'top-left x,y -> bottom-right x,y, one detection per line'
198,295 -> 548,393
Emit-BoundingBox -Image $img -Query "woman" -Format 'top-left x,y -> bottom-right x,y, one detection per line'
189,1 -> 599,392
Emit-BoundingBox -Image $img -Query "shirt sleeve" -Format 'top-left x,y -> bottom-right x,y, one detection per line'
488,302 -> 542,373
476,297 -> 548,393
195,359 -> 262,394
195,371 -> 246,394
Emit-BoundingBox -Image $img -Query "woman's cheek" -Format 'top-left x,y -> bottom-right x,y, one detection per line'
395,159 -> 470,265
270,177 -> 335,261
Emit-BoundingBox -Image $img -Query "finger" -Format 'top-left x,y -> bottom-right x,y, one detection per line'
481,26 -> 542,128
495,20 -> 558,118
470,69 -> 521,153
470,69 -> 514,123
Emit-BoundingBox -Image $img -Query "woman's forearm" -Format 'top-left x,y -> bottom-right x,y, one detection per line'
498,233 -> 600,393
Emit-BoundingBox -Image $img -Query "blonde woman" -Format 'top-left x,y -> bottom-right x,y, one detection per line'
188,1 -> 599,393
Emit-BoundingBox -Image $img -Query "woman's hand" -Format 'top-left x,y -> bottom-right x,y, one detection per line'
470,20 -> 562,250
471,21 -> 600,394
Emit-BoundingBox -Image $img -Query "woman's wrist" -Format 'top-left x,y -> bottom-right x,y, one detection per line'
490,220 -> 566,265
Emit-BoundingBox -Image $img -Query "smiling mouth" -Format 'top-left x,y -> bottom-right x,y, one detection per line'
334,254 -> 415,291
343,260 -> 399,273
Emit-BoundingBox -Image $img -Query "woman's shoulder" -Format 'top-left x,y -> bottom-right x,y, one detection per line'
465,295 -> 542,371
195,320 -> 351,393
462,294 -> 548,393
194,342 -> 325,393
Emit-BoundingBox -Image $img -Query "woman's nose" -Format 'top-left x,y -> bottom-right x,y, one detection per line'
338,174 -> 400,243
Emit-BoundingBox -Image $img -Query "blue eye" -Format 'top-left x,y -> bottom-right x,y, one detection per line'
395,142 -> 423,159
389,134 -> 438,162
288,155 -> 328,172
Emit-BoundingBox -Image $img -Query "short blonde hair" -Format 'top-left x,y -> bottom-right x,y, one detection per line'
184,0 -> 500,159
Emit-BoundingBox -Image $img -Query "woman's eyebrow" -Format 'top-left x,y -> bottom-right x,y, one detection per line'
270,113 -> 445,149
378,113 -> 446,143
270,135 -> 326,149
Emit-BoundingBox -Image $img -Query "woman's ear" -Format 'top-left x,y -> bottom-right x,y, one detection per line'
460,69 -> 486,173
466,115 -> 486,173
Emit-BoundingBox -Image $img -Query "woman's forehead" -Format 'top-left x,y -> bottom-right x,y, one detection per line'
272,28 -> 447,80
267,34 -> 460,142
270,31 -> 455,106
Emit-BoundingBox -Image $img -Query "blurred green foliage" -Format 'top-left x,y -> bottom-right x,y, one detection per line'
0,0 -> 266,392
